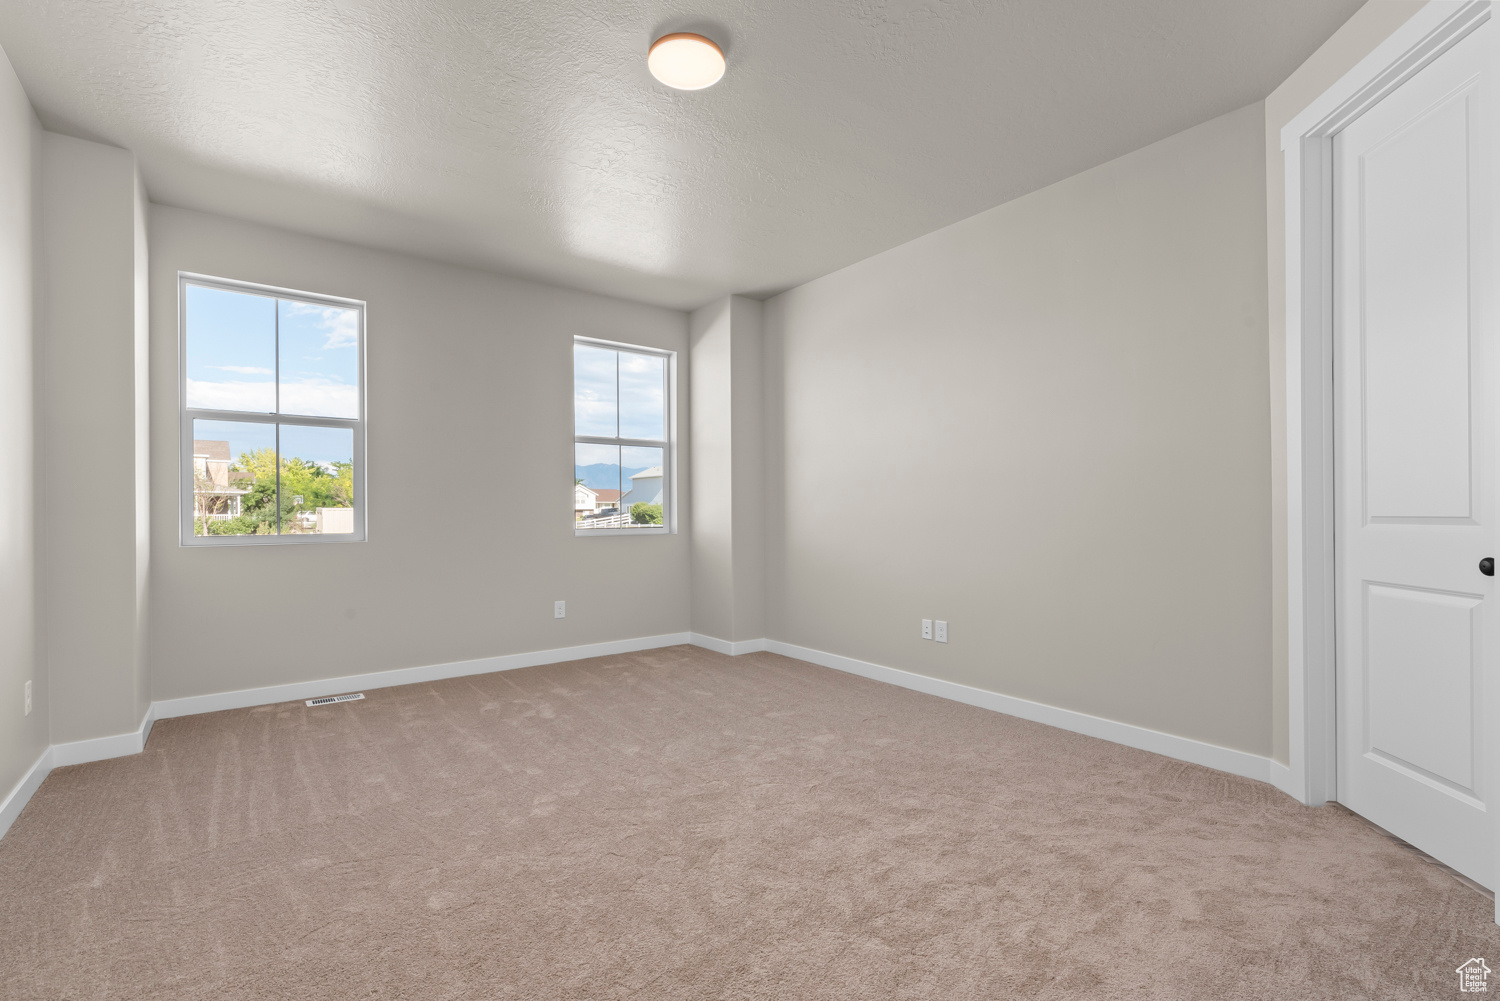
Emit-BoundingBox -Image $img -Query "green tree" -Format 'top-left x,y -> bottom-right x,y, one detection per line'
631,502 -> 663,525
233,447 -> 278,483
208,479 -> 278,535
204,448 -> 355,535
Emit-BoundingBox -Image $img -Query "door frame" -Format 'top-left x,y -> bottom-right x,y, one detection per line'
1282,0 -> 1495,895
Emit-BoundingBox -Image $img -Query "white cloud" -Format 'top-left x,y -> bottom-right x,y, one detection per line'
574,396 -> 616,436
618,353 -> 660,378
571,348 -> 665,439
280,379 -> 359,418
617,354 -> 663,437
187,377 -> 358,419
283,301 -> 359,350
574,442 -> 619,466
573,348 -> 618,435
186,378 -> 274,412
214,364 -> 274,375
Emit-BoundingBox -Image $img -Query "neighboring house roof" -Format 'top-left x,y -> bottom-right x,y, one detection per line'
575,483 -> 597,498
594,489 -> 621,502
629,467 -> 663,480
193,439 -> 231,462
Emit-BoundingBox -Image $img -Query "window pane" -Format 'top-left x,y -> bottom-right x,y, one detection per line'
191,420 -> 276,536
575,442 -> 622,526
280,425 -> 356,534
185,285 -> 276,413
279,300 -> 360,418
619,351 -> 665,440
574,344 -> 618,437
619,446 -> 664,527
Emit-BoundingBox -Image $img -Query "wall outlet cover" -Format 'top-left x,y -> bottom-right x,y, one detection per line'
921,618 -> 933,640
24,679 -> 32,716
935,620 -> 948,643
554,600 -> 566,619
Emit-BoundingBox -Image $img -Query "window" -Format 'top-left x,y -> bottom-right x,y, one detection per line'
573,338 -> 673,534
179,274 -> 365,545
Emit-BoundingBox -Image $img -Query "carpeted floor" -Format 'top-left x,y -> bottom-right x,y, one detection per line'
1,646 -> 1496,999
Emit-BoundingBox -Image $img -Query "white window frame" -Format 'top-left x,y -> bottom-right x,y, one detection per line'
178,272 -> 368,546
573,336 -> 675,537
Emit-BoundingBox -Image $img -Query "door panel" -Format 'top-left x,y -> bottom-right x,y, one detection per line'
1362,93 -> 1473,521
1364,583 -> 1478,792
1335,21 -> 1494,888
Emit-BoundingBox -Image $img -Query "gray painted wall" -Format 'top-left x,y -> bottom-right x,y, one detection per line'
763,103 -> 1273,756
689,295 -> 765,644
39,133 -> 151,745
729,296 -> 766,643
690,298 -> 736,642
0,42 -> 45,807
147,207 -> 691,702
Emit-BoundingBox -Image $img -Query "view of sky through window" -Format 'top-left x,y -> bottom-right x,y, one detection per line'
574,341 -> 668,530
185,281 -> 361,540
619,353 -> 665,439
278,300 -> 360,418
185,284 -> 360,418
185,285 -> 276,412
573,344 -> 618,437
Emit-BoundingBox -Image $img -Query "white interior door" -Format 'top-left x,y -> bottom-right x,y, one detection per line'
1335,21 -> 1496,889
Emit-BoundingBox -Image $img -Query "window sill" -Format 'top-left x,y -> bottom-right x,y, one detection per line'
180,533 -> 366,547
574,526 -> 671,537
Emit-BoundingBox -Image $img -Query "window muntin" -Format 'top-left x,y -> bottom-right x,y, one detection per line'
180,274 -> 365,545
573,339 -> 672,533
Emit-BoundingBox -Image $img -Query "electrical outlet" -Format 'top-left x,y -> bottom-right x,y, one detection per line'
921,619 -> 933,640
935,620 -> 948,643
554,600 -> 566,619
24,680 -> 32,716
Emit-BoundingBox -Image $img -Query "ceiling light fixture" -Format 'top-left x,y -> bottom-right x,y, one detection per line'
648,33 -> 725,90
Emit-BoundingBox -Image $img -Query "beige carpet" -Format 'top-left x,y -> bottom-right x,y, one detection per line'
1,646 -> 1496,999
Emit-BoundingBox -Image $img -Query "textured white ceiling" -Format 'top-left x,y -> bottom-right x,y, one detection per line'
1,0 -> 1364,309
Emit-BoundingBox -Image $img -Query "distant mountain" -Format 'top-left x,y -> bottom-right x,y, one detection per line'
575,463 -> 647,491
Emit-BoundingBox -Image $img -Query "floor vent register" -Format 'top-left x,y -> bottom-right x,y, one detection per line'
305,693 -> 366,707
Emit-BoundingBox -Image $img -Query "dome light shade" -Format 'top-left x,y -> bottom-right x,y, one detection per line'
648,33 -> 725,90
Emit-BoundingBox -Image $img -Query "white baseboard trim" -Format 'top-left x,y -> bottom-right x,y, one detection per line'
1268,760 -> 1298,800
764,639 -> 1279,787
689,633 -> 768,656
153,631 -> 695,721
50,705 -> 157,768
0,747 -> 53,840
4,705 -> 160,837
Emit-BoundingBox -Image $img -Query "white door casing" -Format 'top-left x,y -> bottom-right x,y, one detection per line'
1334,20 -> 1495,888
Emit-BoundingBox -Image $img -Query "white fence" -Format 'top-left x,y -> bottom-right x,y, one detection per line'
579,511 -> 631,529
577,511 -> 658,529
